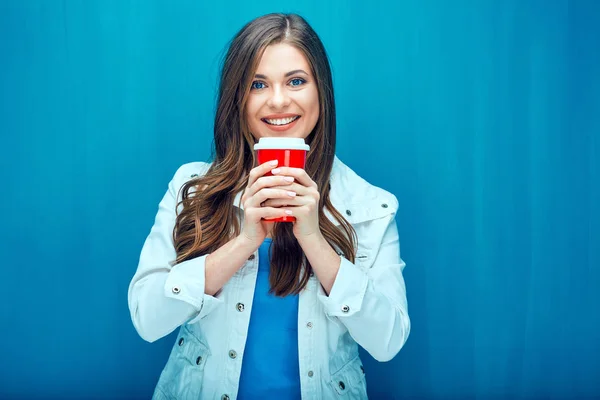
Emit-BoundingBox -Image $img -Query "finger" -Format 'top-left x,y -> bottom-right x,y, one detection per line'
249,175 -> 295,197
266,182 -> 310,196
245,206 -> 292,222
270,167 -> 317,189
243,160 -> 281,204
264,190 -> 317,207
245,187 -> 297,209
247,159 -> 279,188
266,185 -> 320,208
262,198 -> 303,208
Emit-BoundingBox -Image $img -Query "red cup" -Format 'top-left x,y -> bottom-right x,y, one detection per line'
254,137 -> 310,222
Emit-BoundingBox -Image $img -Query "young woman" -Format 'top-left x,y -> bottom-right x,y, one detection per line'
128,13 -> 410,400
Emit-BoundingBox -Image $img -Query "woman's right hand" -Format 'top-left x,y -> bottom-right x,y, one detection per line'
239,159 -> 296,247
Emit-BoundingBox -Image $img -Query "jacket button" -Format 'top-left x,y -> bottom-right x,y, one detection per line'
178,338 -> 184,346
308,370 -> 314,377
339,381 -> 346,390
306,322 -> 313,329
248,254 -> 255,261
229,350 -> 237,359
309,271 -> 314,277
341,305 -> 350,313
221,395 -> 230,400
196,356 -> 202,365
172,286 -> 181,294
345,209 -> 352,216
381,203 -> 388,208
236,303 -> 245,312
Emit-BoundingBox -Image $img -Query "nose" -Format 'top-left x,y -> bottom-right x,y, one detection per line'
267,85 -> 291,109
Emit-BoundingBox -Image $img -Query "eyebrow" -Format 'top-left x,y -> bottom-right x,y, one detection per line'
254,69 -> 309,79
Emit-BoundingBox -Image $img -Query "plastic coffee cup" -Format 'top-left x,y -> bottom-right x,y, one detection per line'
253,137 -> 310,222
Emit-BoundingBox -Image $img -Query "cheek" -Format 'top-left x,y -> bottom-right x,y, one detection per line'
301,90 -> 320,124
310,89 -> 320,113
245,98 -> 257,119
245,99 -> 262,130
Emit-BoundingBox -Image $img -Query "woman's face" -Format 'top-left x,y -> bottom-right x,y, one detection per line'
245,43 -> 320,140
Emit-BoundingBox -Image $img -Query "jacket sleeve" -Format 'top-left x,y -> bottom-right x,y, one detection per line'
316,212 -> 410,362
127,164 -> 223,343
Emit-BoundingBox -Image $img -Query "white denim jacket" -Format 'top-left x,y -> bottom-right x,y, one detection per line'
128,156 -> 410,400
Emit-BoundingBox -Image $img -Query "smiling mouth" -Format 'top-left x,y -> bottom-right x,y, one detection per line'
261,116 -> 301,126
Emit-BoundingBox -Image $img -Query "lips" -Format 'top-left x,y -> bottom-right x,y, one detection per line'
261,115 -> 301,126
260,114 -> 301,132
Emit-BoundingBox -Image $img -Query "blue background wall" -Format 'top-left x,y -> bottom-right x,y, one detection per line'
1,0 -> 599,399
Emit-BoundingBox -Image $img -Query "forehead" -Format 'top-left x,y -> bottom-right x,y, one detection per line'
255,43 -> 312,76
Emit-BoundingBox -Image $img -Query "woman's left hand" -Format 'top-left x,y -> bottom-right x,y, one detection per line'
262,167 -> 322,240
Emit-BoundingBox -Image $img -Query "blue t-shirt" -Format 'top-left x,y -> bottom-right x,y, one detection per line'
237,238 -> 301,399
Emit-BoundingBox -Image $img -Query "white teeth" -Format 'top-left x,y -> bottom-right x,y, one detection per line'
264,116 -> 299,126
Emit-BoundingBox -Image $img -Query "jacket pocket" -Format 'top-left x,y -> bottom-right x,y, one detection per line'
152,325 -> 211,400
328,355 -> 367,398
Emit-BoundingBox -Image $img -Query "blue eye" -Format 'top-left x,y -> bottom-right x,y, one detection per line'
290,78 -> 306,87
251,81 -> 266,90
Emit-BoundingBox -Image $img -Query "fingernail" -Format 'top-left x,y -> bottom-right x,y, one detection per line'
271,168 -> 281,174
287,191 -> 296,197
284,176 -> 294,182
285,210 -> 293,215
269,160 -> 278,167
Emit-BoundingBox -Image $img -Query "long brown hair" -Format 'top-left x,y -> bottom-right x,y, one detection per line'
173,13 -> 356,296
